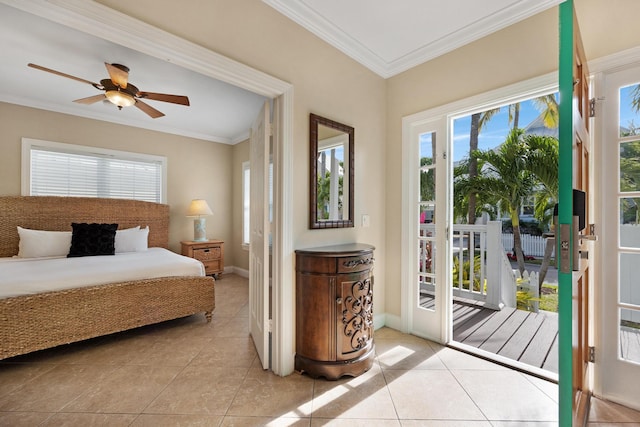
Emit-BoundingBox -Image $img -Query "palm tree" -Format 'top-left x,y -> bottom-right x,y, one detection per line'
631,84 -> 640,113
531,95 -> 559,129
468,129 -> 554,274
525,134 -> 559,290
507,94 -> 557,132
508,103 -> 520,130
467,109 -> 500,224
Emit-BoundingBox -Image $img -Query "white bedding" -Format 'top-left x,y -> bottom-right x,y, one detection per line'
0,248 -> 206,299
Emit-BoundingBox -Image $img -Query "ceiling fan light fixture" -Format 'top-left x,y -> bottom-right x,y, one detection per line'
105,89 -> 135,108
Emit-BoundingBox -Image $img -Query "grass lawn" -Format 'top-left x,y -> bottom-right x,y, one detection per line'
540,283 -> 558,312
517,283 -> 558,313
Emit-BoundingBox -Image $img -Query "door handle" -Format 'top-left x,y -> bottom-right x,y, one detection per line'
579,234 -> 598,241
580,224 -> 598,241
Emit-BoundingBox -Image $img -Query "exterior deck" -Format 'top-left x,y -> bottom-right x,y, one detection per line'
421,295 -> 559,373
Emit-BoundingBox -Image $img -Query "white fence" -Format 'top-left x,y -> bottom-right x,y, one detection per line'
515,270 -> 540,313
501,233 -> 553,258
418,222 -> 551,312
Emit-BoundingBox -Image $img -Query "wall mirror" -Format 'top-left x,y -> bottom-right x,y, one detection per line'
309,113 -> 354,229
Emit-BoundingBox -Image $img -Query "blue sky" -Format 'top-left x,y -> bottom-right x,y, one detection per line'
420,85 -> 639,162
452,100 -> 547,162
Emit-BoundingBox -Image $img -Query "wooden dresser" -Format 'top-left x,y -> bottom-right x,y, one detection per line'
181,240 -> 224,278
295,243 -> 375,380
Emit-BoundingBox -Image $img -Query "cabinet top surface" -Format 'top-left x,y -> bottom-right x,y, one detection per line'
181,239 -> 224,245
295,243 -> 374,256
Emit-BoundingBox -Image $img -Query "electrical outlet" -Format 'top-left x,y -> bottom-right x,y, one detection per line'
362,214 -> 370,228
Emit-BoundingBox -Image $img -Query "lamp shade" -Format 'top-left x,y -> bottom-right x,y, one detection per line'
187,199 -> 213,217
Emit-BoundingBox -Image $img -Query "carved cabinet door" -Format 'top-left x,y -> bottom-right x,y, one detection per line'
337,271 -> 374,361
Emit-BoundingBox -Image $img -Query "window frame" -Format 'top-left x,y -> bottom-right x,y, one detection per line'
242,160 -> 250,249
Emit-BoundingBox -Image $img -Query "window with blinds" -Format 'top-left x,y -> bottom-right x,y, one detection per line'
22,138 -> 166,203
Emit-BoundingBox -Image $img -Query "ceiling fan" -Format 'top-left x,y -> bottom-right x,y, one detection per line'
27,62 -> 190,119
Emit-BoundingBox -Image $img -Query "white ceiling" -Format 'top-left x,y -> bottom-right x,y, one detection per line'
0,1 -> 562,144
264,0 -> 563,78
0,3 -> 267,144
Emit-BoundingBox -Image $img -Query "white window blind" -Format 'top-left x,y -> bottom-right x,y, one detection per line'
22,138 -> 166,203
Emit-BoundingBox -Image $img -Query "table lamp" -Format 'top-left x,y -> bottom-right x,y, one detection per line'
187,199 -> 213,241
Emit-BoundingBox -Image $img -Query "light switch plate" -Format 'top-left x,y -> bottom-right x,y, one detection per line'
362,214 -> 370,228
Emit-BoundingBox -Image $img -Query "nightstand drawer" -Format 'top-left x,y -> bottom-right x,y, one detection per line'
193,247 -> 221,262
202,260 -> 222,274
181,240 -> 224,278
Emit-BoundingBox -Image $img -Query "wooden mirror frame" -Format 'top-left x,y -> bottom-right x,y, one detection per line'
309,113 -> 354,229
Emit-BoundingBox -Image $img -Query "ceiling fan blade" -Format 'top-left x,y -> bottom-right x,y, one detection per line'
73,94 -> 107,104
135,99 -> 165,119
105,62 -> 129,88
28,63 -> 99,87
138,91 -> 190,106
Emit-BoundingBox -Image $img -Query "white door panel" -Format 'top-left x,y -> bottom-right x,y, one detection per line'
403,117 -> 449,342
598,66 -> 640,410
250,101 -> 271,370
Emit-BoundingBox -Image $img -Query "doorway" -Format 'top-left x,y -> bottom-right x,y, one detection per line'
401,75 -> 560,370
449,94 -> 561,378
16,1 -> 297,375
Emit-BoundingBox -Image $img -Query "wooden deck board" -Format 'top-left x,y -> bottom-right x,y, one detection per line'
518,311 -> 558,370
542,333 -> 559,372
454,305 -> 492,331
497,311 -> 546,361
458,307 -> 516,348
418,297 -> 559,373
419,294 -> 435,311
479,308 -> 530,354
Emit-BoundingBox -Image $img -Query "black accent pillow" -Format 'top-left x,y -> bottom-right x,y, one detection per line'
67,223 -> 118,257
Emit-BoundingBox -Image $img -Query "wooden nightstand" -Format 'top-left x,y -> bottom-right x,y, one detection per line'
181,240 -> 224,278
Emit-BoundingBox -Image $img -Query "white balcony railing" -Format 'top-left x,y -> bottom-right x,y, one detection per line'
419,221 -> 515,311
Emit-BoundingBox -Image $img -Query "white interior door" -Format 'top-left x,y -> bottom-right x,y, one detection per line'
250,100 -> 271,370
402,116 -> 450,342
598,65 -> 640,410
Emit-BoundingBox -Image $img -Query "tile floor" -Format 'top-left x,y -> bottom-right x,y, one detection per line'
1,274 -> 639,426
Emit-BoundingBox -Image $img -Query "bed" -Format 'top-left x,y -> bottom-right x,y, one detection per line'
0,196 -> 215,360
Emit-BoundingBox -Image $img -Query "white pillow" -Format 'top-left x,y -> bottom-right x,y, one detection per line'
115,226 -> 149,253
17,226 -> 72,258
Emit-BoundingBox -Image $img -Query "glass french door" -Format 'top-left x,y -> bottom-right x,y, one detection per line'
598,64 -> 640,411
402,116 -> 450,342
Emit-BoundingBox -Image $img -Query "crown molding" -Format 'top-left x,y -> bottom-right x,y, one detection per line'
0,0 -> 291,144
0,94 -> 232,143
588,45 -> 640,75
263,0 -> 562,78
0,0 -> 291,97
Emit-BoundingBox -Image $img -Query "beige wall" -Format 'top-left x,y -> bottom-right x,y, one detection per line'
575,0 -> 640,61
0,102 -> 234,260
384,8 -> 560,317
383,1 -> 640,318
97,0 -> 389,314
5,0 -> 638,323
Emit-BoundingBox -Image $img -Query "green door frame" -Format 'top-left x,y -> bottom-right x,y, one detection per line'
558,1 -> 575,425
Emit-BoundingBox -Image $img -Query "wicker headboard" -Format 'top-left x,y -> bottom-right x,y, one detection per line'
0,196 -> 169,257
